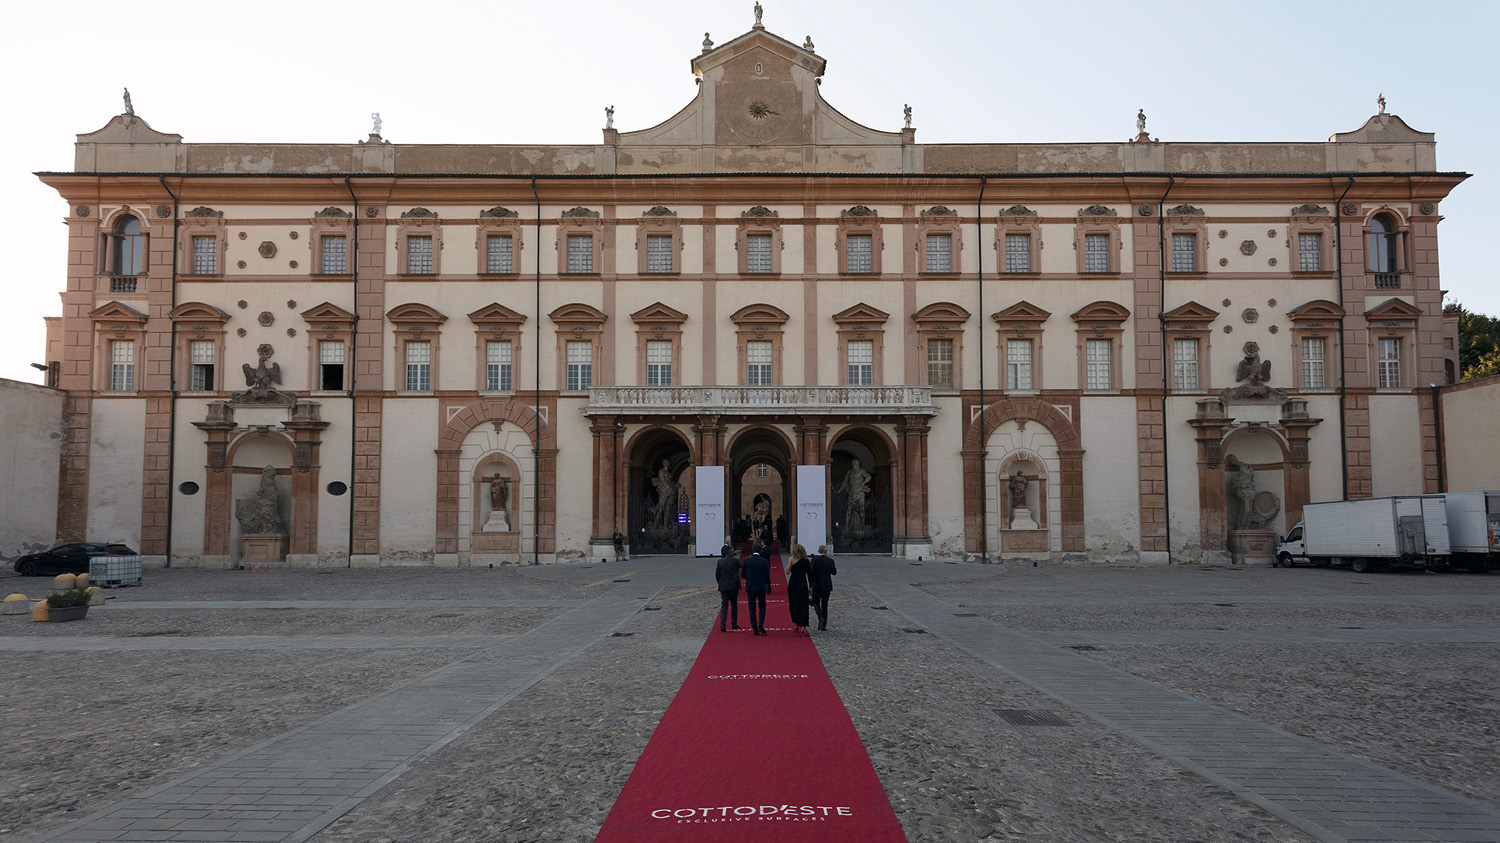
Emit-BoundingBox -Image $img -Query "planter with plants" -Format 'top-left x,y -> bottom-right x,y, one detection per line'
44,588 -> 91,622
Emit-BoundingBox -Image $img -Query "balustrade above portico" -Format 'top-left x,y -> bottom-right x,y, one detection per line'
582,385 -> 938,417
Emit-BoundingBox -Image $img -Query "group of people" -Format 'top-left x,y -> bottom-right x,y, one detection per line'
715,542 -> 837,636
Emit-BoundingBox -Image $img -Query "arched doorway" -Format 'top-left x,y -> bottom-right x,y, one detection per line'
728,428 -> 794,550
829,428 -> 894,554
626,428 -> 693,555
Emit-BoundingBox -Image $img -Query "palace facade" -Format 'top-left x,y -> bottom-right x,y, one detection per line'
36,23 -> 1465,567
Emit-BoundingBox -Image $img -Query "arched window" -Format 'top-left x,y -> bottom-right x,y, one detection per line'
112,215 -> 145,276
1366,212 -> 1400,277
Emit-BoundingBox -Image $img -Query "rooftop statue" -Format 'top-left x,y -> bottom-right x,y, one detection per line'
605,105 -> 614,130
1137,108 -> 1147,134
1377,93 -> 1386,115
123,88 -> 134,117
371,112 -> 382,135
754,1 -> 763,27
903,104 -> 912,129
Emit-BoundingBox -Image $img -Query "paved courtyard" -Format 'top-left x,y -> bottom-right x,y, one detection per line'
1,557 -> 1497,842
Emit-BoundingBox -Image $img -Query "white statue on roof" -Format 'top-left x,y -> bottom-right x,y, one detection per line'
754,2 -> 763,27
123,88 -> 134,117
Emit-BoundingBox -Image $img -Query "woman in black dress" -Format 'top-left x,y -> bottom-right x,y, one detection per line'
784,543 -> 812,636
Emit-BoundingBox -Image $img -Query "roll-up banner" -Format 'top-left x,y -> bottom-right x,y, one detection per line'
796,465 -> 827,552
694,466 -> 726,556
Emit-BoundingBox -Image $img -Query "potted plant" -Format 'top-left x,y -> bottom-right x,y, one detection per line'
44,588 -> 91,622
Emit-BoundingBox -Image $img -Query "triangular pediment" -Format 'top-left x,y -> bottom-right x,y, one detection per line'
992,301 -> 1053,324
467,303 -> 528,328
300,302 -> 356,326
168,302 -> 231,324
729,303 -> 790,325
549,302 -> 608,325
832,303 -> 890,326
692,26 -> 825,78
1071,300 -> 1131,324
912,301 -> 972,325
630,302 -> 689,325
386,302 -> 448,325
89,301 -> 148,324
1286,299 -> 1345,322
1364,297 -> 1423,322
1162,300 -> 1220,324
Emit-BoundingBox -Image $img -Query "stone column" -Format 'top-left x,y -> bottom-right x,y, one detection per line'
590,416 -> 621,559
1188,398 -> 1235,557
1280,398 -> 1322,529
282,402 -> 331,565
193,402 -> 238,566
895,415 -> 933,558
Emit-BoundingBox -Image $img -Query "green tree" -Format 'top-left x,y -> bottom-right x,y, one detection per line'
1445,301 -> 1500,381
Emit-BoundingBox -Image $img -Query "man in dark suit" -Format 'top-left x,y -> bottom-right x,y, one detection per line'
810,545 -> 838,631
741,543 -> 771,636
715,544 -> 742,632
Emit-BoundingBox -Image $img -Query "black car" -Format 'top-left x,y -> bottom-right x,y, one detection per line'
12,543 -> 137,576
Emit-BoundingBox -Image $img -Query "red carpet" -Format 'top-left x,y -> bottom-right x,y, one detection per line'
595,545 -> 906,842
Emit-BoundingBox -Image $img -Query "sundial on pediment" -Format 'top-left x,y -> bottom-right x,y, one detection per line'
717,50 -> 805,144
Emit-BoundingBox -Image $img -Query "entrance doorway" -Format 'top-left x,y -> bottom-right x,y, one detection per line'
626,430 -> 692,555
830,430 -> 893,554
728,429 -> 793,550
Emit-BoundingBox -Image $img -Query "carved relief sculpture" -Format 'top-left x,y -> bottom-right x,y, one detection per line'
233,344 -> 296,405
236,466 -> 285,535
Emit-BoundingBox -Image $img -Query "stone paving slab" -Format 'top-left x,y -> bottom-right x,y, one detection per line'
0,635 -> 513,651
856,574 -> 1500,843
24,580 -> 662,843
1026,628 -> 1500,646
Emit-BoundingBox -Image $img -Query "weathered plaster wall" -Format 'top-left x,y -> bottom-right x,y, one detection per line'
0,379 -> 64,561
1440,377 -> 1500,493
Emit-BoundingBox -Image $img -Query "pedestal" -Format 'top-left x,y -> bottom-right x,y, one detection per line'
1001,529 -> 1049,554
1010,506 -> 1039,530
240,533 -> 289,567
1227,529 -> 1277,566
483,509 -> 511,532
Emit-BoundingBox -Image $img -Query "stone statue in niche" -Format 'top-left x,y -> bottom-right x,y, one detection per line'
236,466 -> 285,534
1228,457 -> 1282,532
484,475 -> 511,532
1008,471 -> 1039,530
837,458 -> 873,537
651,460 -> 679,530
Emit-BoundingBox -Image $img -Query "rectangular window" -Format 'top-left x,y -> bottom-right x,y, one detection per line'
746,234 -> 773,274
319,341 -> 345,391
1171,233 -> 1196,272
406,235 -> 433,274
1378,338 -> 1401,388
846,234 -> 873,274
1006,339 -> 1032,390
646,235 -> 674,273
1301,337 -> 1325,389
1086,339 -> 1112,389
1084,233 -> 1110,273
927,338 -> 953,388
189,340 -> 216,391
321,235 -> 347,274
925,234 -> 952,272
646,340 -> 672,385
1172,338 -> 1199,390
566,234 -> 593,273
1005,234 -> 1031,273
191,236 -> 217,274
404,341 -> 432,391
847,340 -> 873,386
747,340 -> 773,386
486,340 -> 512,391
566,341 -> 593,390
1297,233 -> 1321,272
486,235 -> 513,274
109,341 -> 135,391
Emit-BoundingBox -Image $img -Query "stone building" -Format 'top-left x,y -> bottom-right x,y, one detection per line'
34,22 -> 1465,567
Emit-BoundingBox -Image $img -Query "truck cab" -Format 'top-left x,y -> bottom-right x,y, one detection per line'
1276,523 -> 1307,567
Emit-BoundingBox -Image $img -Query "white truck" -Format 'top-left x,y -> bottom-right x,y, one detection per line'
1275,496 -> 1450,573
1443,490 -> 1499,572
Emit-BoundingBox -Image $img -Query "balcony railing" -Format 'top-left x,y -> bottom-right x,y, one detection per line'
1372,271 -> 1402,289
584,385 -> 937,416
107,276 -> 140,293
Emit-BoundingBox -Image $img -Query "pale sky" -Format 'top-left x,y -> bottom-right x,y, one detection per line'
2,0 -> 1493,385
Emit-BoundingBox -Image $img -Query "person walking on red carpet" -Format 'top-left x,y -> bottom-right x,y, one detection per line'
810,545 -> 838,631
742,543 -> 771,635
714,544 -> 741,632
785,543 -> 813,636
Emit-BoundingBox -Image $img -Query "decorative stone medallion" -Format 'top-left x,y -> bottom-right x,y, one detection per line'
1343,203 -> 1359,216
1242,308 -> 1259,323
236,328 -> 247,337
237,261 -> 247,269
155,205 -> 171,218
1219,258 -> 1229,266
365,206 -> 379,217
237,300 -> 248,309
1138,204 -> 1154,216
289,231 -> 299,239
1420,202 -> 1436,215
259,241 -> 277,258
75,205 -> 90,217
1240,240 -> 1257,256
258,311 -> 275,327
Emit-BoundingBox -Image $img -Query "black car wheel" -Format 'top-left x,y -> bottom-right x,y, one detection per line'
16,559 -> 39,576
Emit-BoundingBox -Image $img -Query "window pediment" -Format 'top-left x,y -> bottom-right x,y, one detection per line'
467,303 -> 528,330
1287,299 -> 1345,322
549,302 -> 608,326
1162,301 -> 1220,324
1070,300 -> 1130,325
730,303 -> 790,326
1363,297 -> 1422,324
832,303 -> 890,326
300,302 -> 356,328
630,302 -> 689,325
387,302 -> 449,326
90,301 -> 148,324
913,301 -> 971,325
992,301 -> 1052,328
168,302 -> 231,324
